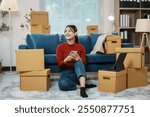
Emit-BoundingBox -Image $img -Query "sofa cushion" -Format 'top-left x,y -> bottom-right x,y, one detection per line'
89,33 -> 102,50
26,34 -> 59,54
45,65 -> 61,73
44,54 -> 57,64
86,54 -> 116,63
60,35 -> 67,43
78,35 -> 91,54
86,63 -> 115,72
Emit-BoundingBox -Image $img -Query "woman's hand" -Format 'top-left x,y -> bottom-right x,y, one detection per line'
72,53 -> 81,61
63,54 -> 74,64
64,51 -> 82,64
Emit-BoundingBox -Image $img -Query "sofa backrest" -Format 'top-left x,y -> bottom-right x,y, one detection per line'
89,33 -> 102,51
78,35 -> 91,54
61,35 -> 91,54
25,33 -> 118,54
26,34 -> 60,54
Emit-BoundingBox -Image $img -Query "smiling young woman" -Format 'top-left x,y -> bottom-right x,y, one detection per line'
56,25 -> 96,98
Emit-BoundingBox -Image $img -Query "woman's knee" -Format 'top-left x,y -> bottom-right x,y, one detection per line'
75,60 -> 83,66
58,79 -> 70,91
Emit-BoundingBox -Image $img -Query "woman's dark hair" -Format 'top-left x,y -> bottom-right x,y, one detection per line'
64,25 -> 79,43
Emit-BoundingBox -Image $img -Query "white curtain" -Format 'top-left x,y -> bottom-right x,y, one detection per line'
41,0 -> 100,34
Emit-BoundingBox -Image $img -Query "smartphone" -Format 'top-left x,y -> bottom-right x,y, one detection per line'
70,51 -> 77,56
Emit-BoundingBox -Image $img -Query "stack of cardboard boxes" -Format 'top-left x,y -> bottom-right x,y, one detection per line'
30,11 -> 50,34
16,49 -> 51,91
116,48 -> 148,88
98,47 -> 148,93
98,36 -> 126,93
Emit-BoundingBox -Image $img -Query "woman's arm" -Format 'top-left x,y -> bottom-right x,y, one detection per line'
56,44 -> 66,68
80,46 -> 86,64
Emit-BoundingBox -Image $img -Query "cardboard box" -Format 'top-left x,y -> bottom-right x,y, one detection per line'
30,11 -> 49,26
116,48 -> 144,68
98,70 -> 127,93
31,25 -> 50,34
87,25 -> 98,34
16,49 -> 45,72
127,67 -> 148,88
20,69 -> 51,91
105,35 -> 121,54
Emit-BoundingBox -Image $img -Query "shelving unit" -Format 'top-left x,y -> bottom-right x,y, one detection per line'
114,0 -> 150,46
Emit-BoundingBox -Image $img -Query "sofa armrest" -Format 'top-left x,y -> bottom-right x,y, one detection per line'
121,43 -> 133,48
18,45 -> 29,49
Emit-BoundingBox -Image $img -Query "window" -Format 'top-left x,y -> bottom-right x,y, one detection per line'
41,0 -> 100,34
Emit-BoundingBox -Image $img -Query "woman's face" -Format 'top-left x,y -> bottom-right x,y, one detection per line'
64,27 -> 76,40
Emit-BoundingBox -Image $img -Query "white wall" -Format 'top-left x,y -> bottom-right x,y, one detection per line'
0,0 -> 40,66
0,0 -> 114,66
100,0 -> 114,33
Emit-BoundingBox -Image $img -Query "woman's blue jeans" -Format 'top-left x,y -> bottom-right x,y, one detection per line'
58,60 -> 87,91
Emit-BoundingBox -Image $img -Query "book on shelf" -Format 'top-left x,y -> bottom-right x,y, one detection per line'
129,0 -> 134,7
119,0 -> 150,8
126,0 -> 130,7
120,0 -> 124,7
137,0 -> 140,7
147,0 -> 150,8
145,0 -> 149,8
120,14 -> 130,27
120,0 -> 128,7
120,30 -> 128,40
141,0 -> 144,8
133,0 -> 137,7
141,0 -> 150,8
144,14 -> 150,19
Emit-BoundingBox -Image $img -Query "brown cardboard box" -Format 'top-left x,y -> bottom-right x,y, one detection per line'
87,25 -> 98,34
116,48 -> 144,68
31,25 -> 50,34
16,49 -> 45,72
127,67 -> 148,88
105,35 -> 121,54
30,11 -> 49,26
20,69 -> 51,91
98,70 -> 127,93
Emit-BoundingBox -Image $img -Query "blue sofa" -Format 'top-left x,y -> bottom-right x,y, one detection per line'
19,33 -> 133,73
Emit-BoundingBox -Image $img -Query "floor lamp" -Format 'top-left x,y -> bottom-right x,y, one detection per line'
135,19 -> 150,52
0,0 -> 19,73
108,15 -> 115,32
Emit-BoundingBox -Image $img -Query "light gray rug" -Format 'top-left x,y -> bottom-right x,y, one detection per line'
0,73 -> 150,100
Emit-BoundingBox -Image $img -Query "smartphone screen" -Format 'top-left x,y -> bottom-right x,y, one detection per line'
70,51 -> 77,56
